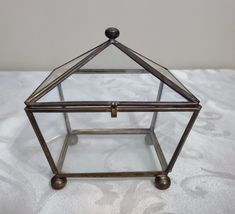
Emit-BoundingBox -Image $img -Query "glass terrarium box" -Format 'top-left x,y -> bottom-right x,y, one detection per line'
25,28 -> 201,190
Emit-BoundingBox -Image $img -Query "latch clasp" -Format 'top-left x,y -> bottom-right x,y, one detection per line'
111,102 -> 118,118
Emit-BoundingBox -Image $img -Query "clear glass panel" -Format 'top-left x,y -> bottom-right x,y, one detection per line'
38,85 -> 60,102
153,111 -> 193,164
33,113 -> 67,164
63,134 -> 161,173
33,111 -> 168,173
161,84 -> 187,101
33,111 -> 193,173
31,49 -> 94,98
69,112 -> 152,129
130,50 -> 193,95
38,73 -> 187,102
82,45 -> 141,69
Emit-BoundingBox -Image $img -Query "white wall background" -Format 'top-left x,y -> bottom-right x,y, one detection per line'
0,0 -> 235,70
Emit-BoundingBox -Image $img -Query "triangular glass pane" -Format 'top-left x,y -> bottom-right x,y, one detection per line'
29,48 -> 96,100
82,45 -> 141,69
38,45 -> 187,102
128,49 -> 194,96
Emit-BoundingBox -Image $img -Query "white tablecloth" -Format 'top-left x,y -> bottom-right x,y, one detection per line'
0,69 -> 235,214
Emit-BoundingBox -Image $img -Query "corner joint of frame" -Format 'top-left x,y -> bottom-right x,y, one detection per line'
24,106 -> 33,113
197,103 -> 202,111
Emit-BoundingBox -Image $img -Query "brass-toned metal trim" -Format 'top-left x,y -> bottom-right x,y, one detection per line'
74,68 -> 148,74
25,107 -> 58,174
58,171 -> 165,178
71,128 -> 150,135
149,132 -> 168,171
29,101 -> 198,107
27,106 -> 200,113
150,81 -> 164,130
166,107 -> 201,173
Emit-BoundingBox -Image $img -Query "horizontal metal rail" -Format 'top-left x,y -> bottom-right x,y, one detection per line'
74,68 -> 148,74
26,106 -> 200,113
149,132 -> 168,171
57,134 -> 70,172
71,128 -> 150,135
30,101 -> 199,107
58,171 -> 165,178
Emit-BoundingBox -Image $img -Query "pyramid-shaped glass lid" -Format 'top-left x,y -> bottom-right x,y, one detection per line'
25,28 -> 199,104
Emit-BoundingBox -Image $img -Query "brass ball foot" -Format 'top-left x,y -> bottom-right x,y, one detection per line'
69,135 -> 78,145
155,175 -> 171,190
51,176 -> 67,190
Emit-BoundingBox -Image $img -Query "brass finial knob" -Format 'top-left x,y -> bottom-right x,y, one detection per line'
105,27 -> 120,39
